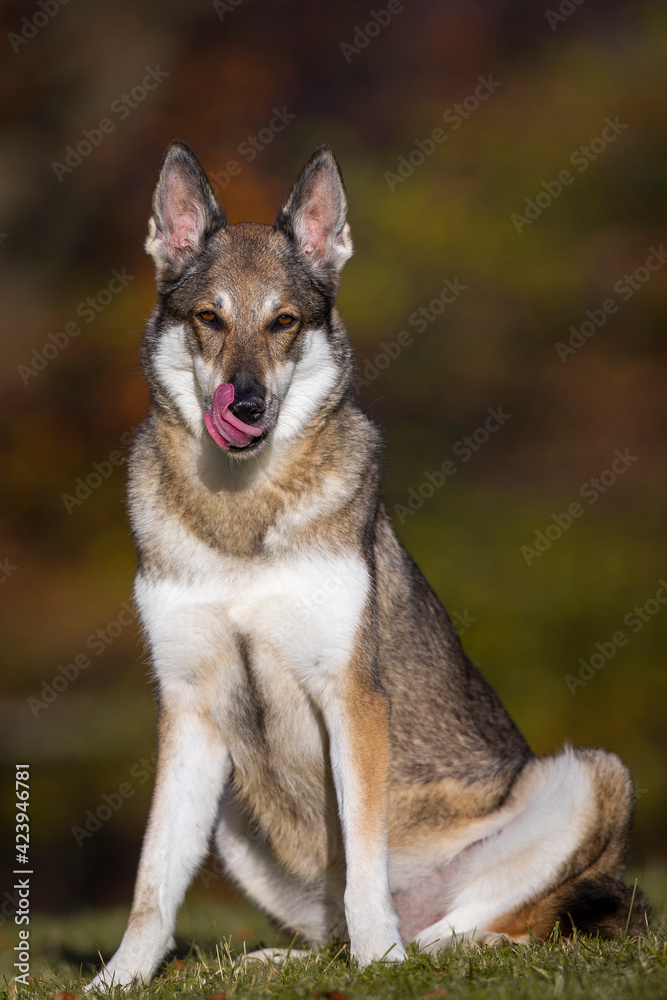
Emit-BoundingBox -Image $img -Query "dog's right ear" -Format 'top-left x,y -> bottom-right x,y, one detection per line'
145,141 -> 226,284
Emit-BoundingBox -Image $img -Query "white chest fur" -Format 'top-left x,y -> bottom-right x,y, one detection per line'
134,513 -> 369,703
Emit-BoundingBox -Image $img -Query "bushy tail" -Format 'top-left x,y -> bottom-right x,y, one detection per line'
554,873 -> 650,938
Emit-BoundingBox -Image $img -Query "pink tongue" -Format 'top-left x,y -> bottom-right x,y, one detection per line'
204,383 -> 264,450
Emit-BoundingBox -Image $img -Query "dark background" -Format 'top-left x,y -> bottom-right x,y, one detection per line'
1,0 -> 665,929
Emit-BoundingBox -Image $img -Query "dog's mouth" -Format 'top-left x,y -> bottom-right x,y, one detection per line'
204,384 -> 267,453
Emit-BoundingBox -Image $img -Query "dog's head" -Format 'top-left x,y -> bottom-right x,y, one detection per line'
143,141 -> 353,458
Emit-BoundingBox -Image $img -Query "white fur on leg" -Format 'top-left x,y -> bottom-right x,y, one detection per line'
88,709 -> 230,989
321,693 -> 406,966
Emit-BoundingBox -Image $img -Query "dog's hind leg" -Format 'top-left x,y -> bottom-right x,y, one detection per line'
414,747 -> 644,952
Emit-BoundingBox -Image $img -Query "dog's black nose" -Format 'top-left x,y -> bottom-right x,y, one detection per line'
230,384 -> 266,425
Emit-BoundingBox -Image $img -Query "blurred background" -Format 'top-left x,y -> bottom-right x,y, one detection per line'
1,0 -> 666,973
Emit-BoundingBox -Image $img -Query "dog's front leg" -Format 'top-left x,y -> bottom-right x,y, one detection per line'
89,696 -> 230,988
319,646 -> 406,966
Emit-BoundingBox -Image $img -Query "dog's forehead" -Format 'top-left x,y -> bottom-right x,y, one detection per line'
201,223 -> 299,311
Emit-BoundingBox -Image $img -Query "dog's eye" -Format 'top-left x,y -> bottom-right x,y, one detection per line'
274,314 -> 296,329
197,310 -> 218,324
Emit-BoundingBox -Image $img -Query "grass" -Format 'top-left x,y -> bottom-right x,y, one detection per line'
2,869 -> 666,999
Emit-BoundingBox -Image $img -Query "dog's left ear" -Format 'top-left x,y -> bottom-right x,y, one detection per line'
276,145 -> 353,293
146,140 -> 226,285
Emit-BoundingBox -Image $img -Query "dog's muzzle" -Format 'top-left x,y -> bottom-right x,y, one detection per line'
205,383 -> 265,451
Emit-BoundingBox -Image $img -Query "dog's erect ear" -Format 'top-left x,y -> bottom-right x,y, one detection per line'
145,140 -> 225,283
275,145 -> 353,292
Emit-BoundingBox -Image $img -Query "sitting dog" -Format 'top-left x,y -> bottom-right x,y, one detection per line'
90,141 -> 645,986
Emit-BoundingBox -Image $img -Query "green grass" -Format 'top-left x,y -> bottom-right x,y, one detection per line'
2,869 -> 666,999
5,931 -> 667,1000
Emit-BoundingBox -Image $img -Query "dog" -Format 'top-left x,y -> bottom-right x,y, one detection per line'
89,141 -> 646,987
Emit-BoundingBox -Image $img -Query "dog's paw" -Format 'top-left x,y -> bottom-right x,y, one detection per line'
85,968 -> 124,993
244,947 -> 313,964
347,907 -> 406,967
85,930 -> 174,990
86,967 -> 137,992
352,939 -> 407,967
85,957 -> 152,991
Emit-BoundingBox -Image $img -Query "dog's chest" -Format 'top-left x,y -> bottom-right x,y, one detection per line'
135,512 -> 367,875
138,522 -> 368,680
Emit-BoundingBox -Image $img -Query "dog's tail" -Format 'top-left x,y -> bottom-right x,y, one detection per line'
490,871 -> 650,943
551,872 -> 650,938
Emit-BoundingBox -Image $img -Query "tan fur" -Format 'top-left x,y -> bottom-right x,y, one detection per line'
387,773 -> 515,850
344,674 -> 392,843
226,640 -> 342,881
